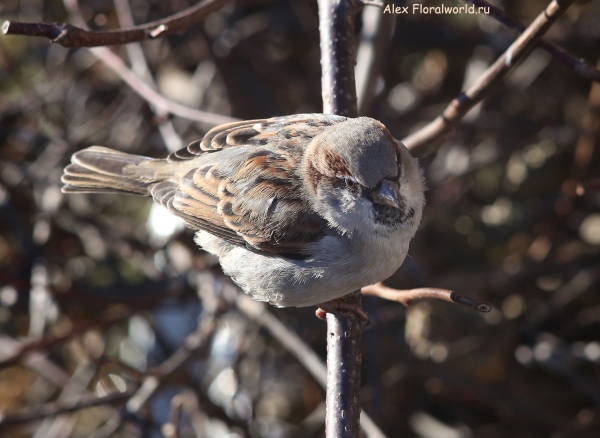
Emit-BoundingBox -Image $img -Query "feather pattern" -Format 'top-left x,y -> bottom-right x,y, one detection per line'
61,115 -> 352,255
61,114 -> 426,307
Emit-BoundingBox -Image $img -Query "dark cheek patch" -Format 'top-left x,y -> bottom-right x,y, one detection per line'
372,202 -> 414,229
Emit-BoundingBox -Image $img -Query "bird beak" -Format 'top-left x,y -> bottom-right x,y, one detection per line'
371,180 -> 402,209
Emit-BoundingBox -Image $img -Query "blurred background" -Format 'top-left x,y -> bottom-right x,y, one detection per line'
1,0 -> 600,437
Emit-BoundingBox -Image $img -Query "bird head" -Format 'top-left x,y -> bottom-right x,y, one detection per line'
302,117 -> 425,237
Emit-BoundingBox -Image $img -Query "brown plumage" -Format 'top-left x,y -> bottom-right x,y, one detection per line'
62,114 -> 425,307
62,115 -> 350,254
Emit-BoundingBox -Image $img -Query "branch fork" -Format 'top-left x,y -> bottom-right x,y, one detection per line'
2,0 -> 231,47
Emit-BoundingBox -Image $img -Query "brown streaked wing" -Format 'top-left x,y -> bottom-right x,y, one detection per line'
165,157 -> 325,254
151,180 -> 247,245
167,113 -> 347,161
156,114 -> 349,254
218,149 -> 328,254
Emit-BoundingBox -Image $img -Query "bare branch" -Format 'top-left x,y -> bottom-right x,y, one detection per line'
234,292 -> 326,385
60,0 -> 237,127
318,0 -> 362,117
113,0 -> 183,152
469,0 -> 600,83
162,395 -> 184,438
3,0 -> 238,126
0,337 -> 71,387
0,386 -> 136,428
318,0 -> 362,438
361,282 -> 491,313
29,361 -> 97,438
402,0 -> 576,154
233,290 -> 387,438
86,412 -> 122,438
0,284 -> 187,368
567,60 -> 600,197
356,5 -> 395,115
0,306 -> 132,367
2,0 -> 231,47
86,47 -> 238,126
318,0 -> 366,435
125,297 -> 220,414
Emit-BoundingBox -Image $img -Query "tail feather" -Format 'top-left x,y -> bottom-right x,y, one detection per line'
61,146 -> 158,195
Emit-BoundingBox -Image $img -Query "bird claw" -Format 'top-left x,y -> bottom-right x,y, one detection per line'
316,298 -> 370,325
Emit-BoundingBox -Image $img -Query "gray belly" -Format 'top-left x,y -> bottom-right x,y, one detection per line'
194,230 -> 409,307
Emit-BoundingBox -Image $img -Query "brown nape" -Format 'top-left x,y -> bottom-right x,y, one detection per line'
304,146 -> 352,192
321,149 -> 351,177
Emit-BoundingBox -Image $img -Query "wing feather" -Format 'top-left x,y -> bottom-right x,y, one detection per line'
153,114 -> 348,255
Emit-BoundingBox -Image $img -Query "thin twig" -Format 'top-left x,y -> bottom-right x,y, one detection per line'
0,337 -> 71,387
113,0 -> 183,152
0,285 -> 187,368
0,386 -> 136,428
468,0 -> 600,83
87,46 -> 238,125
86,412 -> 123,438
65,305 -> 220,436
569,59 -> 600,192
161,395 -> 184,438
355,3 -> 395,115
360,1 -> 384,6
402,0 -> 576,154
2,0 -> 231,47
361,282 -> 491,313
234,293 -> 326,386
175,390 -> 209,438
233,290 -> 387,438
31,361 -> 97,438
125,299 -> 220,414
3,0 -> 238,126
0,305 -> 132,367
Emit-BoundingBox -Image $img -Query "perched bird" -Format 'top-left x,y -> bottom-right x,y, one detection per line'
62,114 -> 425,308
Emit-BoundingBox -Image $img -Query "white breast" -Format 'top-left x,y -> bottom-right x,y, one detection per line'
195,223 -> 412,307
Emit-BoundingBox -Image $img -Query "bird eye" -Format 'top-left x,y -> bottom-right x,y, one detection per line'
344,177 -> 356,189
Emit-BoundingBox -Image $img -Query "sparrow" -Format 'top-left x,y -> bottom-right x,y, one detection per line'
61,114 -> 425,307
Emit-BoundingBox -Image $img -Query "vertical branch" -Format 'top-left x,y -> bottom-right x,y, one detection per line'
318,0 -> 361,117
356,7 -> 395,115
113,0 -> 183,152
317,0 -> 363,436
325,294 -> 363,438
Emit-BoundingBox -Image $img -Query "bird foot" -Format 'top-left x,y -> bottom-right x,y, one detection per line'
316,295 -> 369,324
